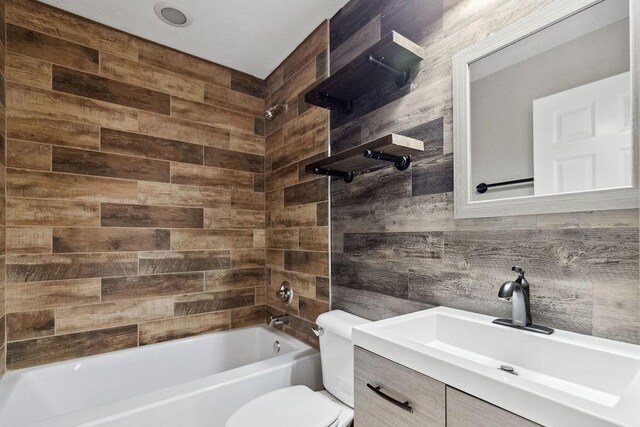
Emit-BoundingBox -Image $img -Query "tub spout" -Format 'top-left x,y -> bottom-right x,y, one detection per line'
269,315 -> 289,327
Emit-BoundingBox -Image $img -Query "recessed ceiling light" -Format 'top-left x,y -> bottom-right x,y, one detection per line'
154,2 -> 192,27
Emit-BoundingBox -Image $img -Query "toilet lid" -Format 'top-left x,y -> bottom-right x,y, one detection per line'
225,386 -> 341,427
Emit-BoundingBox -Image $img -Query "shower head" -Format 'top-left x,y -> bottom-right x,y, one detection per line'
264,103 -> 287,121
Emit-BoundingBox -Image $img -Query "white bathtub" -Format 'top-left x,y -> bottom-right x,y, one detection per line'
0,325 -> 322,426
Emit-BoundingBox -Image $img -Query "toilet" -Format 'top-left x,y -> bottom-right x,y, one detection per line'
225,310 -> 369,427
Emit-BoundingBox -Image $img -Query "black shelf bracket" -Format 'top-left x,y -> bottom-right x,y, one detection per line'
313,167 -> 355,183
366,54 -> 411,86
364,149 -> 411,171
476,178 -> 534,194
314,92 -> 353,114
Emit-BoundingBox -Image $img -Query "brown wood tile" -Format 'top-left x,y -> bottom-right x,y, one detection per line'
299,227 -> 328,251
7,0 -> 139,60
230,131 -> 265,156
139,310 -> 230,345
171,162 -> 254,191
6,278 -> 101,312
7,252 -> 139,283
205,267 -> 266,291
204,146 -> 264,174
284,250 -> 328,276
266,163 -> 298,192
6,138 -> 51,170
281,22 -> 328,81
7,198 -> 100,226
52,65 -> 170,115
101,203 -> 203,228
139,250 -> 230,274
230,305 -> 266,328
269,130 -> 325,172
171,97 -> 255,135
100,52 -> 205,103
138,111 -> 230,148
204,209 -> 264,230
56,298 -> 174,334
137,182 -> 231,210
102,272 -> 204,303
7,24 -> 99,73
231,249 -> 266,269
7,227 -> 52,254
266,249 -> 284,269
7,111 -> 100,150
270,204 -> 317,228
231,190 -> 265,211
138,40 -> 231,88
230,72 -> 265,98
53,228 -> 170,253
266,228 -> 299,250
204,83 -> 263,117
6,325 -> 138,370
284,178 -> 327,207
299,297 -> 329,323
8,82 -> 138,131
174,288 -> 255,316
6,309 -> 55,341
52,147 -> 170,183
316,201 -> 328,226
171,229 -> 254,250
6,51 -> 51,89
316,276 -> 329,302
101,128 -> 204,165
253,230 -> 266,248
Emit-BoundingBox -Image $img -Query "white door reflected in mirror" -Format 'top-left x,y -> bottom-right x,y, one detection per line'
533,72 -> 632,195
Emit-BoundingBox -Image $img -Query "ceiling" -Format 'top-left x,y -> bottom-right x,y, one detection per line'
37,0 -> 349,79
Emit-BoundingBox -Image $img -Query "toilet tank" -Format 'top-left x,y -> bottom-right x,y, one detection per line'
315,310 -> 370,408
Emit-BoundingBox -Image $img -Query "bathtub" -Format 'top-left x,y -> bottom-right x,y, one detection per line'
0,325 -> 322,426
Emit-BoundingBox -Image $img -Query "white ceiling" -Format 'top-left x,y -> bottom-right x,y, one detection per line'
37,0 -> 349,79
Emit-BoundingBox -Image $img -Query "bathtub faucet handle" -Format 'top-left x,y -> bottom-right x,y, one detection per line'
311,326 -> 324,337
276,281 -> 293,305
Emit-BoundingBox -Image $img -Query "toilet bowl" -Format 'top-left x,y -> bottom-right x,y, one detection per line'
225,310 -> 369,427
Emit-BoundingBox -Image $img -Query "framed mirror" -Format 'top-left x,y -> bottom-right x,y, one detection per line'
453,0 -> 638,218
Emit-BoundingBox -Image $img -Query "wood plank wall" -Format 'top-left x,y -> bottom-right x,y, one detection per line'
263,22 -> 330,347
0,0 -> 7,377
3,0 -> 269,370
329,0 -> 640,344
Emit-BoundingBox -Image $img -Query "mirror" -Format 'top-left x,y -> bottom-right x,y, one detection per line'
453,0 -> 638,218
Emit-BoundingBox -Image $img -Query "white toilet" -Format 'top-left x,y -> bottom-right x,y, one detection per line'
225,310 -> 369,427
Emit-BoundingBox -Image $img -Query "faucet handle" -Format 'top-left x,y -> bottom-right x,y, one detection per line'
512,266 -> 525,275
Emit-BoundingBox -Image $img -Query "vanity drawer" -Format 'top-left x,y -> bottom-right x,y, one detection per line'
354,346 -> 445,427
446,386 -> 539,427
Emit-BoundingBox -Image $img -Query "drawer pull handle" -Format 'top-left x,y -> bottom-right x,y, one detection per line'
366,383 -> 414,413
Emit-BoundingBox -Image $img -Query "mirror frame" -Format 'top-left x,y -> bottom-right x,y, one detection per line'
453,0 -> 639,219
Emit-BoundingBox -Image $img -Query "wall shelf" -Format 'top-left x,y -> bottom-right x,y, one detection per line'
304,31 -> 425,113
306,134 -> 424,183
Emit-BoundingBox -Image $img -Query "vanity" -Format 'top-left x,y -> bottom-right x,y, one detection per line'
351,308 -> 640,427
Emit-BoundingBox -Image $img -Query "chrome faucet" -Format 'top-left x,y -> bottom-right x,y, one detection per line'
269,314 -> 289,327
492,266 -> 554,335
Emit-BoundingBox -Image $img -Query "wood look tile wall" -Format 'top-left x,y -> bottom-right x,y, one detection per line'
0,0 -> 7,377
264,22 -> 330,348
2,0 -> 269,370
329,0 -> 640,344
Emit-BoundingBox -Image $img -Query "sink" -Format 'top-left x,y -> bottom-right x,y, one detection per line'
352,307 -> 640,427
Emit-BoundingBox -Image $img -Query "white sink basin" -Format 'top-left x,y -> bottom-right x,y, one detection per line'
352,307 -> 640,427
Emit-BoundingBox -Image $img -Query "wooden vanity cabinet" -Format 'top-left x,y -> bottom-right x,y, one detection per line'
354,347 -> 539,427
354,347 -> 446,426
446,387 -> 540,427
